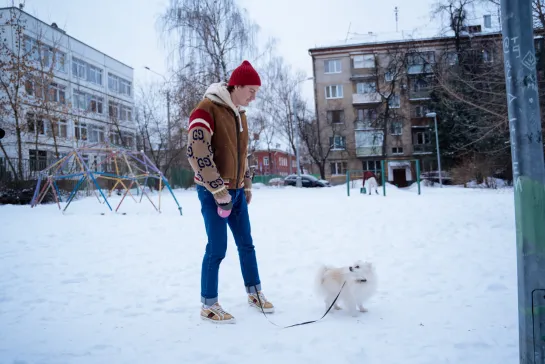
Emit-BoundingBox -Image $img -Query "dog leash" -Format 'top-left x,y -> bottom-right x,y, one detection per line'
251,281 -> 346,329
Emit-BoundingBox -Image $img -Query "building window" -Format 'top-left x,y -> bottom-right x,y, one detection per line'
123,133 -> 134,148
445,52 -> 458,65
48,83 -> 66,104
412,78 -> 429,92
54,51 -> 66,73
356,108 -> 377,123
325,85 -> 343,99
390,121 -> 403,135
356,82 -> 377,94
413,105 -> 431,118
330,161 -> 348,175
414,131 -> 431,145
110,132 -> 122,145
87,65 -> 103,85
407,51 -> 435,66
47,119 -> 67,138
388,94 -> 400,108
484,14 -> 492,29
327,110 -> 344,124
89,125 -> 105,143
483,48 -> 494,63
392,147 -> 403,155
29,149 -> 47,171
120,105 -> 133,121
109,101 -> 120,119
24,36 -> 39,61
108,73 -> 132,96
72,58 -> 87,79
88,95 -> 104,114
324,59 -> 341,73
363,160 -> 381,173
27,113 -> 45,135
74,121 -> 88,141
263,157 -> 269,166
353,54 -> 375,68
330,135 -> 346,150
73,90 -> 87,110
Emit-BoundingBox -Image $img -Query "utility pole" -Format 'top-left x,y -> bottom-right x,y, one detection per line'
292,92 -> 302,188
166,89 -> 171,163
500,1 -> 545,363
426,112 -> 443,187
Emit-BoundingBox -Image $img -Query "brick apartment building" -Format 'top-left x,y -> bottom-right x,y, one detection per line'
250,149 -> 297,177
307,9 -> 503,187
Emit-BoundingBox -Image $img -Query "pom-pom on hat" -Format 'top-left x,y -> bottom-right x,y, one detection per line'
228,60 -> 261,86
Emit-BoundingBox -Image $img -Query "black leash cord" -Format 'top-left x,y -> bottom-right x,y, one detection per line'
253,281 -> 346,329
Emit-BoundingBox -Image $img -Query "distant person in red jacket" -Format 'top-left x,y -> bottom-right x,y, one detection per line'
363,171 -> 379,195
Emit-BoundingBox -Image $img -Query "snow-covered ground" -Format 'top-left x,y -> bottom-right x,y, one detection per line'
0,182 -> 519,364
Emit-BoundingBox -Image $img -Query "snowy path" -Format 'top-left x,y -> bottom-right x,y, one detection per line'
0,184 -> 518,364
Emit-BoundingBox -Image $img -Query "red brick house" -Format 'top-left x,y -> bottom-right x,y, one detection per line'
250,149 -> 297,176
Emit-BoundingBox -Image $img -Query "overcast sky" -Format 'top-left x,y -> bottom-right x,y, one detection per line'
10,0 -> 450,105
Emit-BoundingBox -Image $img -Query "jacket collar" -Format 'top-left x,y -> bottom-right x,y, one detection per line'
204,82 -> 244,131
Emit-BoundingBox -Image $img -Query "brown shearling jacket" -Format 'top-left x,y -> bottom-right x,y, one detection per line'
186,83 -> 252,199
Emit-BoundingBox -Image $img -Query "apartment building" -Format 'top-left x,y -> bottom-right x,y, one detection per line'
308,12 -> 501,187
250,149 -> 297,177
0,6 -> 136,176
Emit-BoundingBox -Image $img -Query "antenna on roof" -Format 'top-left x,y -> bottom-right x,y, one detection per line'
395,6 -> 399,32
345,22 -> 351,42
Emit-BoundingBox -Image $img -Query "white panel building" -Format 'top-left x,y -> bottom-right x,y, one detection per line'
0,6 -> 136,175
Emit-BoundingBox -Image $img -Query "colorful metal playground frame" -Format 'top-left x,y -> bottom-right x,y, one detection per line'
30,144 -> 183,215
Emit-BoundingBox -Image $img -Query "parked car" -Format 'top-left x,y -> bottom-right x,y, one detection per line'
284,174 -> 331,187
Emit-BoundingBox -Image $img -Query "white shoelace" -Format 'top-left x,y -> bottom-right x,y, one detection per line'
209,303 -> 228,314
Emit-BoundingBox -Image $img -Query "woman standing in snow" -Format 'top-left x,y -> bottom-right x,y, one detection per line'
186,60 -> 274,324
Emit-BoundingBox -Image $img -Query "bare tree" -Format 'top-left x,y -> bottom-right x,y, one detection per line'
0,5 -> 67,179
257,54 -> 308,161
159,0 -> 263,83
24,25 -> 69,161
134,82 -> 188,175
298,100 -> 349,179
371,45 -> 415,157
429,0 -> 517,180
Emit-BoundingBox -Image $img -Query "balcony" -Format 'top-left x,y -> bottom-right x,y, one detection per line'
356,147 -> 383,157
409,88 -> 432,100
355,130 -> 383,157
407,63 -> 434,75
352,92 -> 381,105
354,119 -> 379,130
413,144 -> 433,154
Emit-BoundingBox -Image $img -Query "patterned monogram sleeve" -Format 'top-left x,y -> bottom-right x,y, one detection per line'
186,108 -> 229,199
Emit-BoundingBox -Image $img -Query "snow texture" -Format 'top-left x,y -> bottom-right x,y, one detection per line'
0,183 -> 518,364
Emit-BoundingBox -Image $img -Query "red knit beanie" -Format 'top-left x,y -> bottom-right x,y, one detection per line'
228,60 -> 261,86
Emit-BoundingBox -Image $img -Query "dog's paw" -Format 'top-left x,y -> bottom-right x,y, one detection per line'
358,306 -> 368,313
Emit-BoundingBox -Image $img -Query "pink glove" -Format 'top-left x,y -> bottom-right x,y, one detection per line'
216,194 -> 232,218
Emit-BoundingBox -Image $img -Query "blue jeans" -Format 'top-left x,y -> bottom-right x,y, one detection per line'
197,185 -> 261,305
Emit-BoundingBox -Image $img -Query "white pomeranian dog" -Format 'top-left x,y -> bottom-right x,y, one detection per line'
315,260 -> 377,316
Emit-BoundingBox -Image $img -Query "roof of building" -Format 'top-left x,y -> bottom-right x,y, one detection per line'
308,29 -> 503,54
309,2 -> 502,54
0,6 -> 133,70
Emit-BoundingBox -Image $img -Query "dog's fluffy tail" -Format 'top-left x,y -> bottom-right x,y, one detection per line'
314,264 -> 329,294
